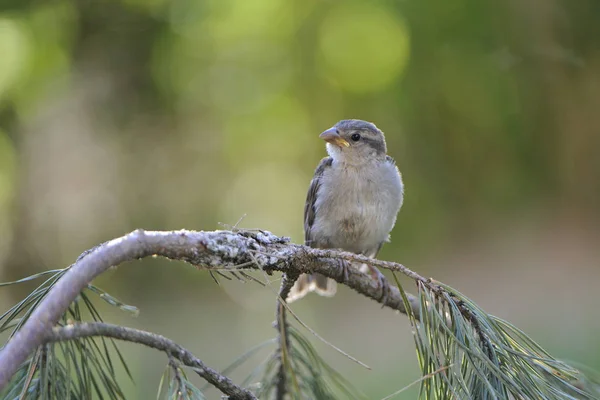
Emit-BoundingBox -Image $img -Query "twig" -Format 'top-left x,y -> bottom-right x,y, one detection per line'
168,356 -> 186,397
274,272 -> 298,400
275,290 -> 371,370
45,322 -> 256,400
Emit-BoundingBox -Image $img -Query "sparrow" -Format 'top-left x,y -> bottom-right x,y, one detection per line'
287,119 -> 404,302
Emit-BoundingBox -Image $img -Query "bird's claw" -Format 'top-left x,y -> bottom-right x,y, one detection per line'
369,267 -> 390,307
338,259 -> 350,282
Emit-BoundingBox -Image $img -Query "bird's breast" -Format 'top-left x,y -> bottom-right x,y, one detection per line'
312,162 -> 403,253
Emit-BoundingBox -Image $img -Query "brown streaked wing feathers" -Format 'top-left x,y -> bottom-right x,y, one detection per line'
287,157 -> 335,302
304,157 -> 333,246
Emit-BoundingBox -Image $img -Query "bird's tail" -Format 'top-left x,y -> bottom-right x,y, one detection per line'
287,273 -> 337,303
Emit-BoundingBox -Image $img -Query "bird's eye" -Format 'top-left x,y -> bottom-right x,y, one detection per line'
350,133 -> 361,142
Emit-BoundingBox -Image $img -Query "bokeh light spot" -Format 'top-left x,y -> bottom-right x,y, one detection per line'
0,17 -> 30,100
317,4 -> 410,93
0,129 -> 16,211
0,129 -> 16,267
205,0 -> 299,45
220,163 -> 307,243
11,2 -> 75,114
223,95 -> 312,168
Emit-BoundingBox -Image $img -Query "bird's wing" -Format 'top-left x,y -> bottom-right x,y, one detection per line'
304,157 -> 333,246
385,155 -> 396,165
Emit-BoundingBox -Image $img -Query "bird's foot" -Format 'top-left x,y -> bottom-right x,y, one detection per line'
337,259 -> 350,283
368,266 -> 390,307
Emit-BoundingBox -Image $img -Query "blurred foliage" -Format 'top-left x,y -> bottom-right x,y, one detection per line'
0,0 -> 599,398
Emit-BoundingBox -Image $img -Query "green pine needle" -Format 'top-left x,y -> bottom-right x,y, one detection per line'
0,269 -> 134,400
157,362 -> 207,400
256,326 -> 369,400
397,276 -> 600,400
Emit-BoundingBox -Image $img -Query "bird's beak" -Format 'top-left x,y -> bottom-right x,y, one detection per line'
319,128 -> 350,148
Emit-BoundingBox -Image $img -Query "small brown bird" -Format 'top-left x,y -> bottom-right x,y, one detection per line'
287,119 -> 404,302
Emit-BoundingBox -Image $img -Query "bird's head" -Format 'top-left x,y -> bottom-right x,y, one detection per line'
319,119 -> 388,165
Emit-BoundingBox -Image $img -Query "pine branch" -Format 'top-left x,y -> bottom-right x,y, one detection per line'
0,228 -> 597,399
44,322 -> 256,400
0,228 -> 420,390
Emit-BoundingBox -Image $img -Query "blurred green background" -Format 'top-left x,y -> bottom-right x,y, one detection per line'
1,0 -> 599,398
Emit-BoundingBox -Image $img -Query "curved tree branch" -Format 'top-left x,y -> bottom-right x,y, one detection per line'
45,322 -> 256,399
0,228 -> 421,390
